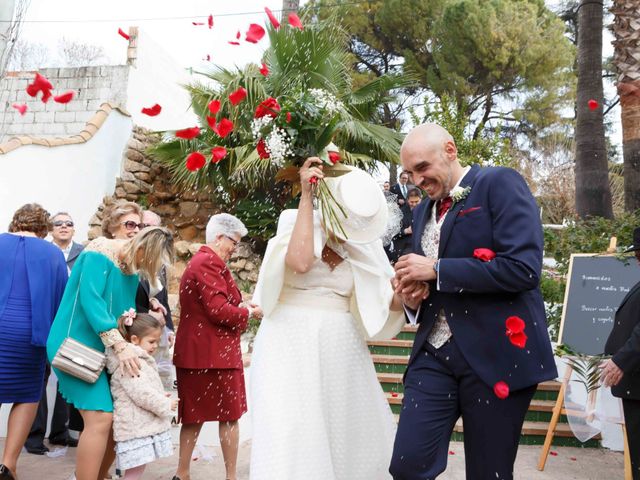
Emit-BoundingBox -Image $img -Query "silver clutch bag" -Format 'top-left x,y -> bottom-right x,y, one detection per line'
51,271 -> 108,384
52,337 -> 106,384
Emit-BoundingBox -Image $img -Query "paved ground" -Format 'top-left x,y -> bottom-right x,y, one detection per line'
5,438 -> 625,480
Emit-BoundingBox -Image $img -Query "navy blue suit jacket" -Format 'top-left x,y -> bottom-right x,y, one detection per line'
410,165 -> 557,391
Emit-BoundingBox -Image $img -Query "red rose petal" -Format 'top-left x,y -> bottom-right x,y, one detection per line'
26,73 -> 54,103
493,381 -> 509,399
34,73 -> 53,90
41,89 -> 52,103
391,392 -> 398,398
570,457 -> 576,461
288,12 -> 304,30
185,152 -> 206,171
236,30 -> 241,39
256,138 -> 270,159
213,118 -> 234,138
118,28 -> 130,40
229,87 -> 248,106
141,103 -> 162,116
549,451 -> 558,456
508,331 -> 528,349
228,41 -> 240,46
208,99 -> 221,115
192,22 -> 205,26
448,450 -> 455,455
211,146 -> 227,163
473,248 -> 496,262
505,316 -> 525,334
259,62 -> 269,76
12,103 -> 27,115
208,14 -> 213,29
205,54 -> 211,61
328,151 -> 341,164
265,7 -> 280,29
588,99 -> 598,110
175,126 -> 201,139
246,23 -> 266,44
286,112 -> 292,123
206,116 -> 217,130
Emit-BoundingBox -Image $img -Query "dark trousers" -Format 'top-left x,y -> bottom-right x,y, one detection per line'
390,338 -> 536,480
623,399 -> 640,480
24,364 -> 70,448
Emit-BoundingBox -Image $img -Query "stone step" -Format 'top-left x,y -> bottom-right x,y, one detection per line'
385,392 -> 556,412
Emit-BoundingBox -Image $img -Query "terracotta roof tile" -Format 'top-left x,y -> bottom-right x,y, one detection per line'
0,102 -> 131,155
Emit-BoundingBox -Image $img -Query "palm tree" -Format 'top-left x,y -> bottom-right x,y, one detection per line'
610,0 -> 640,212
574,0 -> 613,219
150,16 -> 412,213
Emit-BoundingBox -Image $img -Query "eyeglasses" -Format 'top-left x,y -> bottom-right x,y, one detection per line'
53,221 -> 74,227
224,235 -> 239,247
122,221 -> 144,230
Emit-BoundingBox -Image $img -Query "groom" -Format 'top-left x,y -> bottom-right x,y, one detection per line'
390,123 -> 557,479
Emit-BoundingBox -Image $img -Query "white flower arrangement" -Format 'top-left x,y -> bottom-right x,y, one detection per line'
308,88 -> 343,115
250,116 -> 274,139
264,127 -> 293,166
450,186 -> 471,204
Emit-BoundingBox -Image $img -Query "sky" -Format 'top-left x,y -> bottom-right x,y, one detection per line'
16,0 -> 306,71
11,0 -> 623,155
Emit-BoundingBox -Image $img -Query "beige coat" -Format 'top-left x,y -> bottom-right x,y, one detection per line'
106,345 -> 173,442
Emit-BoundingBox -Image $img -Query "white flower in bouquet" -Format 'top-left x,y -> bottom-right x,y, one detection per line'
308,88 -> 344,115
250,116 -> 274,139
265,127 -> 293,166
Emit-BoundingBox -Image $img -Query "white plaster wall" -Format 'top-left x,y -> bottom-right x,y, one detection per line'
126,30 -> 198,131
0,110 -> 133,241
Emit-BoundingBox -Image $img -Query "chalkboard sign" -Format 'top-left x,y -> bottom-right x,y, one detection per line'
558,254 -> 640,355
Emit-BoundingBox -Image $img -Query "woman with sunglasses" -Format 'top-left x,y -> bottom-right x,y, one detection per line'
47,227 -> 175,480
172,213 -> 262,480
102,201 -> 144,240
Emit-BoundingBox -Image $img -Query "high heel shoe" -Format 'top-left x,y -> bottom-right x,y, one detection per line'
0,464 -> 16,480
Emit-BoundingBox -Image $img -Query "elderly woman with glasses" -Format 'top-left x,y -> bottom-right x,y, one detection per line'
172,214 -> 262,480
102,201 -> 143,240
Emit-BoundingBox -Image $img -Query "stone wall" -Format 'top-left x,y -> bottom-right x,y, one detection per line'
87,126 -> 262,311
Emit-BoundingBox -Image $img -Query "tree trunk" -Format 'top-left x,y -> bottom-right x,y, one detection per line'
610,0 -> 640,212
574,0 -> 613,218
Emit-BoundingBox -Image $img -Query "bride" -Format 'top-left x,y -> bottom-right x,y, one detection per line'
249,158 -> 428,479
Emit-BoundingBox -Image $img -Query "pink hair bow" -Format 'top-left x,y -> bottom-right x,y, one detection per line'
122,308 -> 137,326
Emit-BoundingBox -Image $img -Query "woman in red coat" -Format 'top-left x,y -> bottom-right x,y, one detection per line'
172,213 -> 262,480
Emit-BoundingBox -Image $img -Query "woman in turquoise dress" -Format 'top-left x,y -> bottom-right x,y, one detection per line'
47,227 -> 174,480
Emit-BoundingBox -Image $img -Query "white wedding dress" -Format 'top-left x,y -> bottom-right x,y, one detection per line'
250,256 -> 396,480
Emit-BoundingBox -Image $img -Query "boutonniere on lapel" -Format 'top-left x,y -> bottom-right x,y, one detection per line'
450,186 -> 471,204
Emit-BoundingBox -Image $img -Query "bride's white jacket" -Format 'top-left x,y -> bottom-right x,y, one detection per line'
253,209 -> 404,340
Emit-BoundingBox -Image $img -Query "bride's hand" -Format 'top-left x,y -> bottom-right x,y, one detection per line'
300,157 -> 324,195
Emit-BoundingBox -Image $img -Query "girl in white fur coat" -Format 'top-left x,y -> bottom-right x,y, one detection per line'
106,310 -> 178,480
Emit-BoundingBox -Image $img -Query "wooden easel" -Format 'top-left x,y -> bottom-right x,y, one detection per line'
538,237 -> 632,479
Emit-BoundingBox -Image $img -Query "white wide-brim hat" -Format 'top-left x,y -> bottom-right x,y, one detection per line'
321,166 -> 388,244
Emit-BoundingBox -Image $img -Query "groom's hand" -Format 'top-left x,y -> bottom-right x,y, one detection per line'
395,254 -> 437,290
392,278 -> 429,310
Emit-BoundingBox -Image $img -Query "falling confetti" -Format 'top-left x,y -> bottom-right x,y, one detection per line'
118,28 -> 130,40
208,14 -> 214,29
265,7 -> 280,29
12,103 -> 27,115
587,99 -> 599,110
141,103 -> 162,116
229,87 -> 248,106
246,24 -> 266,44
185,151 -> 206,171
493,381 -> 509,399
288,12 -> 304,30
176,126 -> 201,139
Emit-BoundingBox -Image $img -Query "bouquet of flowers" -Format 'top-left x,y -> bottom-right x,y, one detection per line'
249,87 -> 351,236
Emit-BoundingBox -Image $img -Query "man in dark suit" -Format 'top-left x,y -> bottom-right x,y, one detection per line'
604,226 -> 640,479
25,212 -> 83,454
390,123 -> 557,479
390,171 -> 412,207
